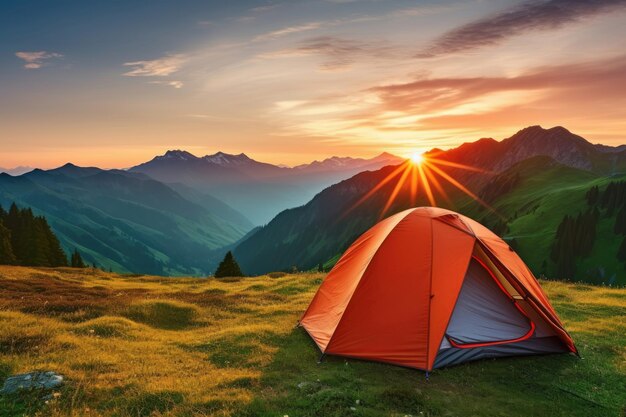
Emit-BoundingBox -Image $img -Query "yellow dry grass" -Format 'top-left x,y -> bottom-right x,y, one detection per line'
0,266 -> 319,416
0,266 -> 624,417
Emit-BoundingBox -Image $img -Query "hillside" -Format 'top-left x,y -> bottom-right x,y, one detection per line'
0,266 -> 624,416
427,125 -> 626,177
235,127 -> 626,283
468,157 -> 626,284
0,166 -> 252,275
234,157 -> 615,279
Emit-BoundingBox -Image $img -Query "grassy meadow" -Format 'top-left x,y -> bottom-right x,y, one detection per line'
0,266 -> 625,417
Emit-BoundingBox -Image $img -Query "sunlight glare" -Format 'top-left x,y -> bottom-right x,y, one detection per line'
410,151 -> 424,165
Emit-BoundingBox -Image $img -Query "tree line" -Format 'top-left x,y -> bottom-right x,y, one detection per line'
550,208 -> 599,279
588,181 -> 626,266
0,202 -> 86,268
587,181 -> 626,264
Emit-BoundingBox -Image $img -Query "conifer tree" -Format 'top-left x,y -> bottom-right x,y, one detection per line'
585,185 -> 599,206
614,206 -> 626,235
214,251 -> 244,277
0,220 -> 16,264
71,249 -> 86,268
0,202 -> 67,267
551,209 -> 598,279
618,237 -> 626,263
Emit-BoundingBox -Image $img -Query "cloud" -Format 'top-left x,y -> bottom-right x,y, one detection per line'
123,54 -> 186,76
272,55 -> 626,150
262,36 -> 398,70
254,22 -> 323,41
249,4 -> 280,13
15,51 -> 62,69
371,55 -> 626,113
418,0 -> 626,57
149,80 -> 183,89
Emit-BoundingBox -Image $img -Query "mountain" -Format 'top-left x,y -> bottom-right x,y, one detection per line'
234,126 -> 626,284
0,164 -> 252,275
0,166 -> 34,176
428,125 -> 626,175
293,152 -> 403,172
130,150 -> 405,224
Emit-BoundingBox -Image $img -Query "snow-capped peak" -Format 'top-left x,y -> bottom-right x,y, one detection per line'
161,150 -> 197,161
203,152 -> 251,166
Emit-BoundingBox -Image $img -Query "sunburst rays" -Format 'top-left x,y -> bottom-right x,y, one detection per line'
343,153 -> 498,220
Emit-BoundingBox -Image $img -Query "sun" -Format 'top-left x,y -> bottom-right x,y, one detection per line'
410,151 -> 424,165
342,149 -> 498,221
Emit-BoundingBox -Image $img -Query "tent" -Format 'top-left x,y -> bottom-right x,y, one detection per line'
300,207 -> 577,371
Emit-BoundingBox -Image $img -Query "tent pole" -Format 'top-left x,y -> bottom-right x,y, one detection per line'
318,353 -> 325,364
425,371 -> 430,381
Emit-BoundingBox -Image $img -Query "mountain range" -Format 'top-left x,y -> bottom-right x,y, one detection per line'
129,150 -> 403,224
234,126 -> 626,284
0,166 -> 34,176
0,151 -> 402,274
0,165 -> 252,275
2,125 -> 625,282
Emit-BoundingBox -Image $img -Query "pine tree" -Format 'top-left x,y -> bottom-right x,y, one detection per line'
0,202 -> 67,267
585,185 -> 599,206
214,251 -> 244,278
614,206 -> 626,235
71,249 -> 86,268
0,220 -> 16,264
618,237 -> 626,263
551,209 -> 598,280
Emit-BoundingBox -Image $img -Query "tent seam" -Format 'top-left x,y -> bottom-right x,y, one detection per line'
425,218 -> 434,370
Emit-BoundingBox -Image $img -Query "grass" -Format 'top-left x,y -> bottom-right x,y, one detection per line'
0,265 -> 624,416
487,168 -> 626,285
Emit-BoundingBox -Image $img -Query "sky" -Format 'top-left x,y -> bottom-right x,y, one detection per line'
1,0 -> 626,169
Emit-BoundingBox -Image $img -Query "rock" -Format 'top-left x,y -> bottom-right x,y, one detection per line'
0,371 -> 64,395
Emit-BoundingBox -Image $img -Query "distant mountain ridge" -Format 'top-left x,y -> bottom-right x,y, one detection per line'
130,150 -> 405,224
293,152 -> 402,172
0,166 -> 35,176
235,125 -> 626,283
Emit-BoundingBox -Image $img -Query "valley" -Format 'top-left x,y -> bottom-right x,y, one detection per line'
2,125 -> 625,283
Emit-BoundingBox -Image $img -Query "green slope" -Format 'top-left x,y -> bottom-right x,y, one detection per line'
236,156 -> 626,284
467,156 -> 626,284
0,168 -> 252,275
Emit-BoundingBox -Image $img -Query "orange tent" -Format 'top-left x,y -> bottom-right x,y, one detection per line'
300,207 -> 577,371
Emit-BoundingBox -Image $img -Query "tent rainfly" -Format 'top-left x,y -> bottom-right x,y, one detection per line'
299,207 -> 577,371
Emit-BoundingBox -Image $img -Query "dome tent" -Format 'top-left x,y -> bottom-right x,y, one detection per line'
299,207 -> 577,371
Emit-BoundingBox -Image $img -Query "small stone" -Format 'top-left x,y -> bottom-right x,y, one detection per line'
355,399 -> 360,405
0,371 -> 64,395
350,407 -> 357,411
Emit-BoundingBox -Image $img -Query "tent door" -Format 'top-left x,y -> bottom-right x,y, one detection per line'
444,256 -> 535,349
